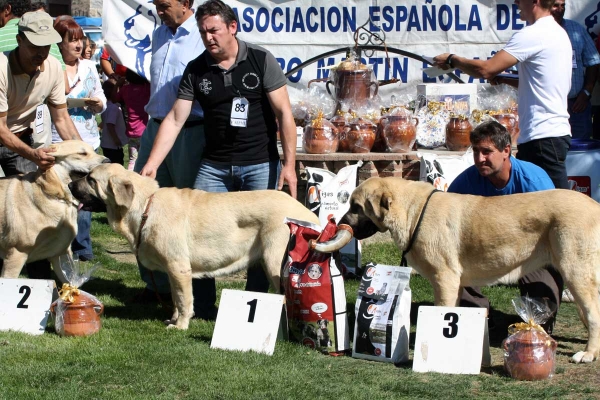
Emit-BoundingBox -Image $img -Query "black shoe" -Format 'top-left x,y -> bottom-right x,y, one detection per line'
128,288 -> 171,304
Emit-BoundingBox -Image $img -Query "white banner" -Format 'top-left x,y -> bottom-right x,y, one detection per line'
102,0 -> 600,97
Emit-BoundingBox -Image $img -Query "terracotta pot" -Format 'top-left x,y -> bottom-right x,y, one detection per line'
339,117 -> 376,153
382,115 -> 419,153
326,69 -> 378,109
371,118 -> 388,152
493,113 -> 518,144
503,330 -> 557,381
51,292 -> 104,337
329,115 -> 348,134
303,125 -> 339,154
445,117 -> 472,151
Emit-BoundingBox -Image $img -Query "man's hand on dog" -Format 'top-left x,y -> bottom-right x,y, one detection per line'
32,147 -> 56,170
139,163 -> 158,179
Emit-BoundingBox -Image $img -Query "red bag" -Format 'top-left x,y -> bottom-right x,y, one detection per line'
282,218 -> 350,354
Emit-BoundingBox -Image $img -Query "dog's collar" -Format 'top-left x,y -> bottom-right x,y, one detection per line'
135,194 -> 155,257
401,189 -> 440,267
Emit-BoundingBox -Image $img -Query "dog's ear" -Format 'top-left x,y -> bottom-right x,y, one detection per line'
108,176 -> 134,209
380,191 -> 392,210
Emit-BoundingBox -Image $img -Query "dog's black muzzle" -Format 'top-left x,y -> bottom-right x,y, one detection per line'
339,212 -> 380,240
68,178 -> 107,212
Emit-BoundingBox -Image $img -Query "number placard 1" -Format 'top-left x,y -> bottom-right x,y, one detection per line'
0,279 -> 56,335
210,289 -> 286,356
413,306 -> 488,375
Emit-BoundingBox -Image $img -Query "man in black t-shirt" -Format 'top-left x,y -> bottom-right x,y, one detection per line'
139,0 -> 297,318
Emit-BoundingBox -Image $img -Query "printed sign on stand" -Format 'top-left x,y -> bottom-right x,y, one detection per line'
0,279 -> 56,335
211,289 -> 287,356
413,306 -> 488,374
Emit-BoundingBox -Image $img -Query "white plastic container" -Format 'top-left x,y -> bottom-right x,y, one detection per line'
565,139 -> 600,202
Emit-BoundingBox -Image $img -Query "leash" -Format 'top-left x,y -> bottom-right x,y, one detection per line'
401,189 -> 440,267
133,194 -> 170,309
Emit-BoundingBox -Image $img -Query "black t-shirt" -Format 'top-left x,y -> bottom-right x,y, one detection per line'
178,39 -> 287,166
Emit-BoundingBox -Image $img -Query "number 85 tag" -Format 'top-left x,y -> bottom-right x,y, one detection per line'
230,97 -> 249,127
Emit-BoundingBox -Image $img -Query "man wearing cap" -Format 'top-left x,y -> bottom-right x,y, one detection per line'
0,11 -> 81,279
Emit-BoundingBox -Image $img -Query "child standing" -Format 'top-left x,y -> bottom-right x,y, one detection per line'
116,69 -> 150,170
101,79 -> 128,164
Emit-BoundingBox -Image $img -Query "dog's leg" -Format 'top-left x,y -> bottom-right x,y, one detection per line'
0,250 -> 29,279
163,293 -> 180,326
262,236 -> 287,293
565,281 -> 600,363
165,263 -> 194,330
431,273 -> 462,307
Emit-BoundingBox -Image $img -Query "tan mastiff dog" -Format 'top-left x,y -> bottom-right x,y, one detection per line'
0,140 -> 109,282
68,163 -> 321,330
338,177 -> 600,363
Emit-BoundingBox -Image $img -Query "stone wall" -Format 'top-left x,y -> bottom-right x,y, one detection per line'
70,0 -> 102,17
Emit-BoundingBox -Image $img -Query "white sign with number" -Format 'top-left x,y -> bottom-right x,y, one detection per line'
0,279 -> 56,335
211,289 -> 286,356
413,306 -> 488,374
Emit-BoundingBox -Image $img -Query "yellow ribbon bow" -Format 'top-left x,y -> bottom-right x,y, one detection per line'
508,319 -> 547,335
58,283 -> 80,303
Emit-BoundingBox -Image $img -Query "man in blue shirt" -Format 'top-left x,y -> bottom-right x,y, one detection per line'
551,0 -> 600,139
131,0 -> 210,315
448,120 -> 562,332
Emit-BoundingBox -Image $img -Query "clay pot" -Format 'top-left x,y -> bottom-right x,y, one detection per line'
339,118 -> 376,153
329,114 -> 348,134
445,117 -> 473,151
371,118 -> 388,152
493,113 -> 519,144
303,124 -> 339,154
51,292 -> 104,337
503,330 -> 557,381
381,115 -> 419,153
326,68 -> 378,110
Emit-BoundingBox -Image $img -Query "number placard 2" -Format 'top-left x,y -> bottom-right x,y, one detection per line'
0,279 -> 56,335
413,306 -> 488,375
210,289 -> 286,356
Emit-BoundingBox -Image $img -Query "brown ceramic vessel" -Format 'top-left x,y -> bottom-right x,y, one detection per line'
503,330 -> 557,381
493,113 -> 518,144
326,68 -> 378,111
381,115 -> 419,153
51,292 -> 104,337
445,117 -> 473,151
303,124 -> 339,154
338,117 -> 376,153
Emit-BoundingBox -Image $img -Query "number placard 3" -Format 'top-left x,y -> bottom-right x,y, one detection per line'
210,289 -> 286,356
0,279 -> 56,335
412,306 -> 488,375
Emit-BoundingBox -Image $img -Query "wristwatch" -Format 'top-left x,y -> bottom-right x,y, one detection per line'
583,89 -> 591,97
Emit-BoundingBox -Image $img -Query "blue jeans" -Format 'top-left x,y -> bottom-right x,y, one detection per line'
72,210 -> 93,260
134,118 -> 206,294
192,159 -> 281,315
568,98 -> 593,140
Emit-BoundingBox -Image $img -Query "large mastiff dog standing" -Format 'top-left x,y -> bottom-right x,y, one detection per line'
0,140 -> 109,282
69,163 -> 321,330
339,177 -> 600,363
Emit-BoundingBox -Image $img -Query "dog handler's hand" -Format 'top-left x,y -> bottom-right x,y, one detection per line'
32,147 -> 56,170
432,53 -> 453,70
139,164 -> 158,180
278,164 -> 297,199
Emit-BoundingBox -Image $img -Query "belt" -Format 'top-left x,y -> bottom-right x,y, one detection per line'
153,118 -> 204,128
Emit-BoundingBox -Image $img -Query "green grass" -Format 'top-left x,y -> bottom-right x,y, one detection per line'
0,215 -> 598,399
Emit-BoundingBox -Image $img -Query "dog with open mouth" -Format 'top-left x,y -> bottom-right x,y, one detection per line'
69,163 -> 322,330
336,177 -> 600,364
0,140 -> 109,282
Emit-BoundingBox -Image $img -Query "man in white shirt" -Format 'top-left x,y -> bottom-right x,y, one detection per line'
433,0 -> 572,190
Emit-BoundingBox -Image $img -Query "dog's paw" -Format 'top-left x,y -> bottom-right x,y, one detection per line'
166,323 -> 186,330
572,351 -> 597,363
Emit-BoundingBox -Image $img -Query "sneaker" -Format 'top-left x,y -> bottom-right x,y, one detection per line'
128,288 -> 171,304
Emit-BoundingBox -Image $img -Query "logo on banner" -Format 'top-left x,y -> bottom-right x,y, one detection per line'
584,2 -> 600,40
123,4 -> 156,78
198,79 -> 212,94
568,177 -> 591,197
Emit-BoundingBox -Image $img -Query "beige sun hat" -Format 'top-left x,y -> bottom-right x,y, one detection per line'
18,11 -> 62,46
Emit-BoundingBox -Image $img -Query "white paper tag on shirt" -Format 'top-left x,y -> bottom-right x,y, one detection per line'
572,52 -> 577,69
35,105 -> 44,134
230,97 -> 249,128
